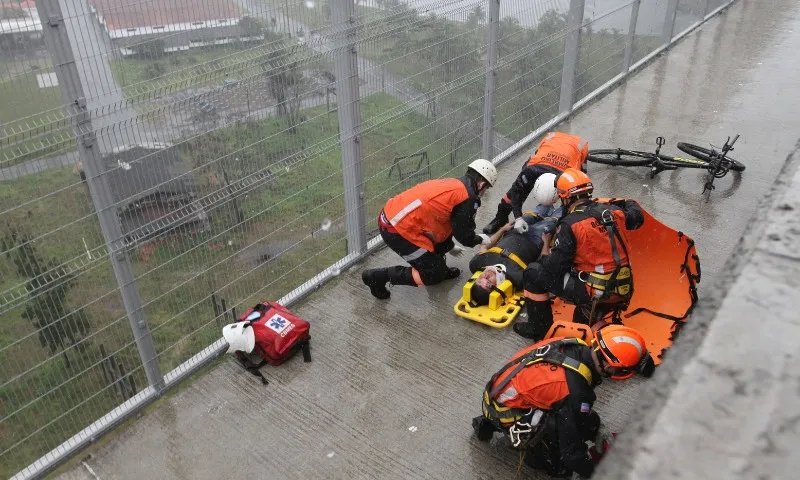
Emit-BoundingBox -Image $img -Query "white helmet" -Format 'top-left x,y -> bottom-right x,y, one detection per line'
467,158 -> 498,187
222,322 -> 256,354
533,173 -> 558,206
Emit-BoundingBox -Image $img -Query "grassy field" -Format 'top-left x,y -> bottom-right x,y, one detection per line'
110,44 -> 262,92
0,72 -> 75,168
0,92 -> 481,477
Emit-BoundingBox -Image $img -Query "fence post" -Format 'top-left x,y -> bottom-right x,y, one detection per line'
481,0 -> 500,160
35,0 -> 165,392
622,0 -> 641,72
558,0 -> 586,115
331,0 -> 366,255
662,0 -> 680,45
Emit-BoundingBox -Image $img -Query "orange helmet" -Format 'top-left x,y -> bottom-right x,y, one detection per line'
556,168 -> 593,200
593,324 -> 648,380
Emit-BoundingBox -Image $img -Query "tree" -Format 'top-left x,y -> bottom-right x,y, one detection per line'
468,5 -> 486,25
134,39 -> 166,60
260,38 -> 313,135
1,229 -> 90,369
238,16 -> 266,39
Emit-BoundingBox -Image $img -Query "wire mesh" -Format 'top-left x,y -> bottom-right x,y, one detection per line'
674,0 -> 707,34
630,0 -> 668,65
357,0 -> 488,231
0,0 -> 733,476
572,1 -> 630,100
706,0 -> 728,13
492,0 -> 569,143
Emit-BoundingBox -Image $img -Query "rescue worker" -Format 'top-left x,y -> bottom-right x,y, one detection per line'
361,159 -> 498,299
467,174 -> 562,304
514,168 -> 645,340
483,131 -> 589,235
473,325 -> 652,478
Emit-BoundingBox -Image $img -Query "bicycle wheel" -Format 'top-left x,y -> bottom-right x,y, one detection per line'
676,143 -> 746,172
586,149 -> 654,167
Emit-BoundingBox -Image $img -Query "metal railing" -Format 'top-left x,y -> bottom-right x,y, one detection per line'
0,0 -> 736,477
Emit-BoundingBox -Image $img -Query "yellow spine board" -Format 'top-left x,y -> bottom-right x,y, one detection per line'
454,272 -> 524,328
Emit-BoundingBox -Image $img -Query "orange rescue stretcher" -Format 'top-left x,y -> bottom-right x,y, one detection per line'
545,199 -> 701,365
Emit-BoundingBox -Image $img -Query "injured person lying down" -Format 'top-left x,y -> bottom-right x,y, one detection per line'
468,210 -> 560,305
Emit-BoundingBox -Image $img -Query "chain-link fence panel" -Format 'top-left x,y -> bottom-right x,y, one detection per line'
572,1 -> 630,101
674,0 -> 706,35
493,0 -> 568,143
356,1 -> 487,234
629,0 -> 668,66
2,0 -> 349,474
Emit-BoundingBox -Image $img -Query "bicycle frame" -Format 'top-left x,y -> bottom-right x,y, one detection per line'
701,134 -> 740,194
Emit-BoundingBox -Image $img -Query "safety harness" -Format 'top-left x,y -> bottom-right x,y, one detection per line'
568,203 -> 634,321
486,246 -> 528,269
482,338 -> 594,429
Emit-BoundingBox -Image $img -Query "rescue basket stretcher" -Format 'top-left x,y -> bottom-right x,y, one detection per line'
547,199 -> 701,365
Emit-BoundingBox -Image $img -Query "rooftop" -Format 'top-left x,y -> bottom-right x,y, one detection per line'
87,0 -> 242,31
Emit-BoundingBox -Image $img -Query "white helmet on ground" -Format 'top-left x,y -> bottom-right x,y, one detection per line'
222,322 -> 256,354
533,173 -> 559,206
467,158 -> 498,187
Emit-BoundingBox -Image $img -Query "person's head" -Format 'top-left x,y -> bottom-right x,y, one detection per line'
590,324 -> 650,380
556,168 -> 593,208
466,159 -> 498,196
470,265 -> 506,306
533,173 -> 559,206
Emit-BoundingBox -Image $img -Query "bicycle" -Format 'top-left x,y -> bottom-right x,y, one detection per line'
587,135 -> 745,197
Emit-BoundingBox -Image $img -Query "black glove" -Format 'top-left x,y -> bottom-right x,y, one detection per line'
607,197 -> 628,208
636,354 -> 656,378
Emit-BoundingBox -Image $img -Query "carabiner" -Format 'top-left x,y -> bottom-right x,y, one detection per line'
600,209 -> 614,226
533,344 -> 551,357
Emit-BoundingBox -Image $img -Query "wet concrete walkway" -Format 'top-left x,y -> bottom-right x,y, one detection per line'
54,0 -> 800,478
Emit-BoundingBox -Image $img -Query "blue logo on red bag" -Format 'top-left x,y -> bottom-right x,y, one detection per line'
269,317 -> 287,330
266,313 -> 296,337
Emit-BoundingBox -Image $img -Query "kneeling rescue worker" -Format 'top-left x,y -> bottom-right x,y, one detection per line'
474,325 -> 652,478
483,131 -> 589,235
362,159 -> 498,299
515,168 -> 645,340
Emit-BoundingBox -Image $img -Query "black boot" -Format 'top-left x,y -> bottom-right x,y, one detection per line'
483,201 -> 513,235
513,300 -> 553,340
472,416 -> 496,442
445,266 -> 461,280
362,268 -> 390,299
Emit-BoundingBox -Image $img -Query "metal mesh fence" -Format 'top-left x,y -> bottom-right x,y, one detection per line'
630,0 -> 668,66
674,0 -> 707,35
573,1 -> 630,101
357,0 -> 488,229
0,0 -> 736,476
492,0 -> 567,144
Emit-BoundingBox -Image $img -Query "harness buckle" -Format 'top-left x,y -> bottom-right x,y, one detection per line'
600,208 -> 614,226
509,421 -> 533,448
533,344 -> 551,357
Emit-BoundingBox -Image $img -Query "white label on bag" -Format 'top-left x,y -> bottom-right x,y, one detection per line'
266,314 -> 293,335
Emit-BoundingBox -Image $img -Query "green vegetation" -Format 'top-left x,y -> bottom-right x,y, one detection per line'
110,44 -> 261,91
0,72 -> 74,168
